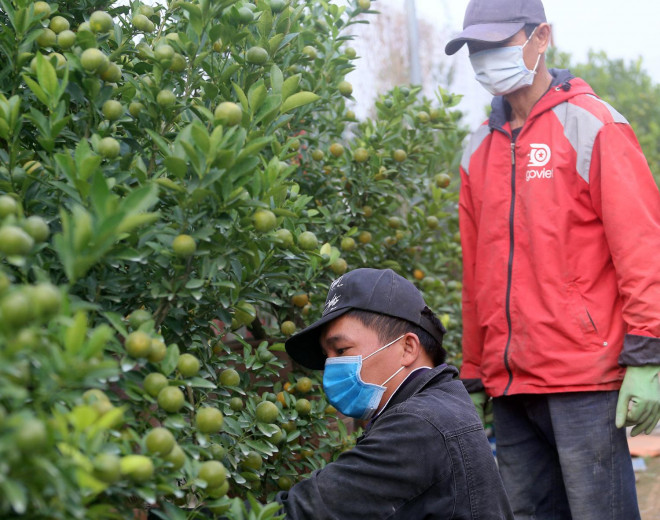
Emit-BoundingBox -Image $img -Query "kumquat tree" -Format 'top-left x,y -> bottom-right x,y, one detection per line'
0,0 -> 467,517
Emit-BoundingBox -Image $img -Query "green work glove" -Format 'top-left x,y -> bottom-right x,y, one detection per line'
615,365 -> 660,436
469,391 -> 488,427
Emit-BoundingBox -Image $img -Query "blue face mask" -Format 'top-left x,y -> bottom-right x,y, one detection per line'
469,28 -> 541,96
322,334 -> 406,420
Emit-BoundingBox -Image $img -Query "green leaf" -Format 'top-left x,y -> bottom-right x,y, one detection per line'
75,469 -> 108,496
270,65 -> 283,93
232,82 -> 249,112
179,2 -> 203,34
268,33 -> 284,55
74,139 -> 102,184
209,25 -> 223,44
1,479 -> 27,514
65,311 -> 88,355
102,311 -> 128,338
256,423 -> 281,437
164,156 -> 188,178
116,212 -> 160,234
90,172 -> 112,218
79,155 -> 102,182
221,63 -> 241,83
118,183 -> 159,216
190,122 -> 210,154
187,377 -> 216,388
163,415 -> 187,430
228,156 -> 260,184
161,343 -> 180,376
280,91 -> 320,113
69,405 -> 100,432
214,149 -> 235,170
185,278 -> 205,289
180,139 -> 202,173
0,118 -> 9,140
51,114 -> 70,137
35,52 -> 58,101
260,502 -> 285,518
248,82 -> 267,113
14,6 -> 28,35
160,502 -> 188,520
276,32 -> 299,52
271,208 -> 297,218
281,74 -> 301,100
244,438 -> 276,456
22,75 -> 50,107
54,152 -> 77,184
91,406 -> 125,433
258,6 -> 273,37
254,94 -> 282,126
82,325 -> 114,359
146,129 -> 171,155
236,136 -> 273,161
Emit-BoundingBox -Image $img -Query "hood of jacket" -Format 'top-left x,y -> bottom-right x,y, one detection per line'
487,69 -> 595,132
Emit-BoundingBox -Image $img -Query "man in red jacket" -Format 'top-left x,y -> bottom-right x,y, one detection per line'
445,0 -> 660,518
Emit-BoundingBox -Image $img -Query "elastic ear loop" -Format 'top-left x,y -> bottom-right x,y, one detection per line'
381,365 -> 406,386
362,334 -> 407,386
363,334 -> 405,361
522,26 -> 542,74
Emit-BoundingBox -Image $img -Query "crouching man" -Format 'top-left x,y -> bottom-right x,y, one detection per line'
277,268 -> 513,519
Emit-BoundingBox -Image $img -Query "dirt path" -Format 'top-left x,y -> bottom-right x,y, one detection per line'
637,455 -> 660,520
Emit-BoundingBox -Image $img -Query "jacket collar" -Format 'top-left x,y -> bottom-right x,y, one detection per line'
382,364 -> 458,412
356,364 -> 458,441
488,68 -> 593,133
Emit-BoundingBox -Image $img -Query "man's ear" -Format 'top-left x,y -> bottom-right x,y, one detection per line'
401,332 -> 422,366
535,23 -> 552,54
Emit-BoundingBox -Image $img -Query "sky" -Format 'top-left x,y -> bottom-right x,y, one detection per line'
424,0 -> 660,81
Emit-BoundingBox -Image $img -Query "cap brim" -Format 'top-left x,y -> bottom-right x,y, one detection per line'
444,22 -> 525,55
284,307 -> 351,370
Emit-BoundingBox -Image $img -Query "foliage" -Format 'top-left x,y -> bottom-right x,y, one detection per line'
548,48 -> 660,186
0,0 -> 466,517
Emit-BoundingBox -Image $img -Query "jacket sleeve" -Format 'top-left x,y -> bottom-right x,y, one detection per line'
276,412 -> 451,519
590,122 -> 660,366
459,162 -> 485,386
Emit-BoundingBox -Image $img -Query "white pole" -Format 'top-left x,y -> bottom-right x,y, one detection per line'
406,0 -> 422,85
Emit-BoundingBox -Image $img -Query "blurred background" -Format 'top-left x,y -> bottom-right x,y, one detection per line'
347,0 -> 660,128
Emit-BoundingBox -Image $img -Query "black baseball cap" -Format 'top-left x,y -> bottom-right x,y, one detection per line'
285,268 -> 446,370
445,0 -> 547,56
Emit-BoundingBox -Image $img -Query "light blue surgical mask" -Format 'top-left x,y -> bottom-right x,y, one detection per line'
322,334 -> 406,420
469,28 -> 541,96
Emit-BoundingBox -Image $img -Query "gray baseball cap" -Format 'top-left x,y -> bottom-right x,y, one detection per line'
285,268 -> 446,370
445,0 -> 547,55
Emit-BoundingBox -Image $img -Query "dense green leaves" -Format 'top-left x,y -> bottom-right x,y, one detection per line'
0,0 -> 466,518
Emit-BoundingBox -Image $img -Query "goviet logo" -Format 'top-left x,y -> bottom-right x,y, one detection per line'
526,143 -> 553,182
528,143 -> 551,167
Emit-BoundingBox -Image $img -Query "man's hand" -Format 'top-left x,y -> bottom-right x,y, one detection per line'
469,391 -> 489,427
615,365 -> 660,436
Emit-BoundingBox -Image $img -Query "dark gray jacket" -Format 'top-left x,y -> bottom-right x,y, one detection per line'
277,365 -> 513,519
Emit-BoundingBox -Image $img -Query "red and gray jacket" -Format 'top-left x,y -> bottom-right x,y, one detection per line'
459,69 -> 660,397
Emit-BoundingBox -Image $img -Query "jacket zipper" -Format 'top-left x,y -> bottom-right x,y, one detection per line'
503,140 -> 516,395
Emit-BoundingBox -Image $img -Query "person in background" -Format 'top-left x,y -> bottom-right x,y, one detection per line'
278,268 -> 513,519
444,0 -> 660,518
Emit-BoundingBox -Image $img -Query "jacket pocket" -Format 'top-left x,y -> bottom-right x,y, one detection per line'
565,282 -> 604,348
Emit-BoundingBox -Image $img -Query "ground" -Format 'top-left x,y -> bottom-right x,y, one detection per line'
637,455 -> 660,520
